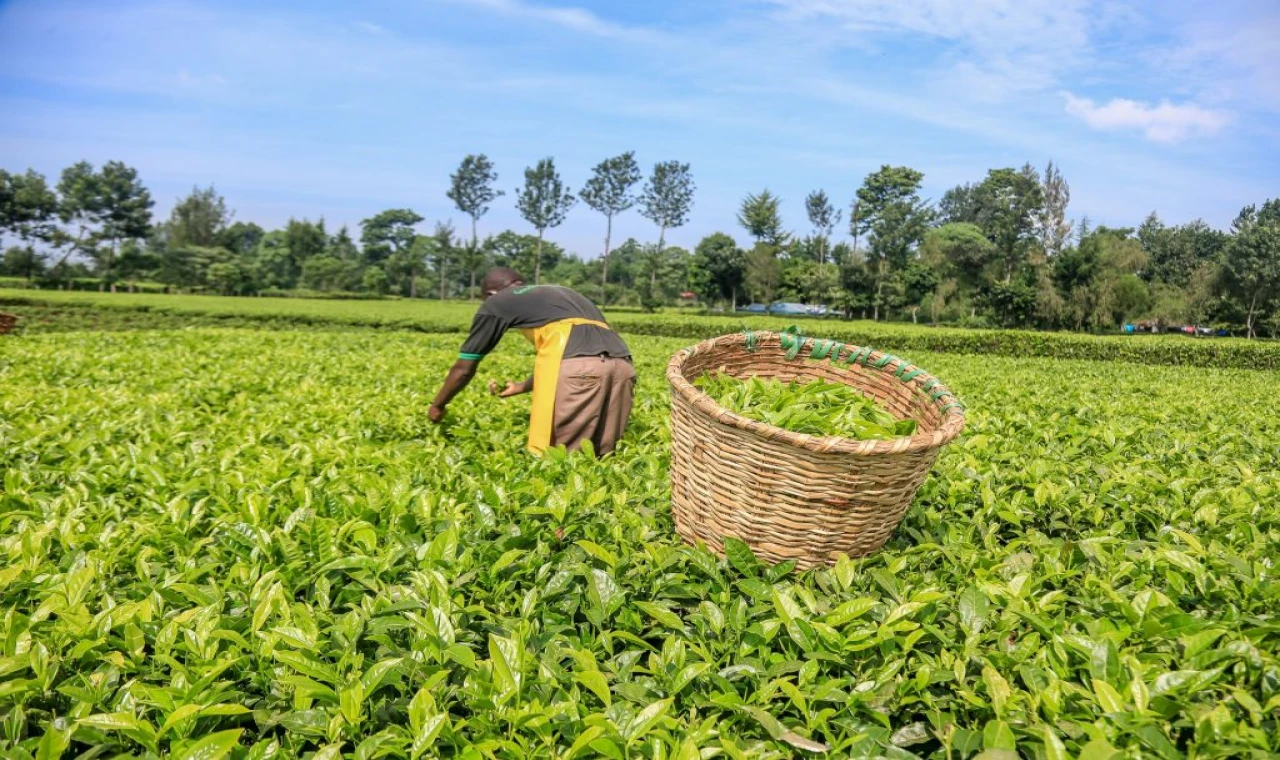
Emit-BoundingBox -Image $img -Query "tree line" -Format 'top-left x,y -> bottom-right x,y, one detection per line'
2,155 -> 1277,337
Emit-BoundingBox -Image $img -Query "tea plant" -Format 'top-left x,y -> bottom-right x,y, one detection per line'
1,327 -> 1277,758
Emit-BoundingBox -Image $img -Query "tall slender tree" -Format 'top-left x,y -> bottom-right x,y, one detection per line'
638,161 -> 695,264
432,221 -> 457,300
446,154 -> 502,296
515,157 -> 576,284
1036,160 -> 1071,257
580,151 -> 641,297
805,189 -> 841,264
737,190 -> 786,246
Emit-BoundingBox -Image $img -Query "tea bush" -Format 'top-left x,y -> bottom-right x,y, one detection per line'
4,289 -> 1278,370
2,327 -> 1277,758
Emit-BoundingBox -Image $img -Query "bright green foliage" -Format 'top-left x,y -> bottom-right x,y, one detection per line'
2,321 -> 1278,758
694,374 -> 917,439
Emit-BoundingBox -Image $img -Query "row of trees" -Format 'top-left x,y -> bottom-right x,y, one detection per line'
2,156 -> 1277,336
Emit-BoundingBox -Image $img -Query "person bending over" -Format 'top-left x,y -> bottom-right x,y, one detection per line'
428,267 -> 636,455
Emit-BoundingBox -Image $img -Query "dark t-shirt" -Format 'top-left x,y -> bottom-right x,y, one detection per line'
458,284 -> 631,361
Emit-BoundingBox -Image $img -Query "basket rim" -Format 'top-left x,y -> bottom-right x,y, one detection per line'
666,330 -> 966,456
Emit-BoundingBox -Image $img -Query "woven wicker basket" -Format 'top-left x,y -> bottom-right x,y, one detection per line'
667,329 -> 965,569
0,313 -> 17,336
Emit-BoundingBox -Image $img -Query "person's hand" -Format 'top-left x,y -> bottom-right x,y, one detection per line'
428,403 -> 446,423
489,379 -> 525,398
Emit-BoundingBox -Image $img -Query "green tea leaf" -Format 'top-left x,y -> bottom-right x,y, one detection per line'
174,729 -> 243,760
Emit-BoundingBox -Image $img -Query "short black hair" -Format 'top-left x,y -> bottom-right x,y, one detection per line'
481,267 -> 524,295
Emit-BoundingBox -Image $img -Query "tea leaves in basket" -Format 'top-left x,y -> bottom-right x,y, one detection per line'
694,372 -> 919,440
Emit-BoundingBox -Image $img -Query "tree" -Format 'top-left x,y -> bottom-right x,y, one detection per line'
218,221 -> 265,256
167,185 -> 230,248
638,160 -> 695,263
456,238 -> 490,298
580,151 -> 641,296
486,230 -> 565,278
1223,199 -> 1280,339
94,161 -> 154,288
973,165 -> 1043,282
361,209 -> 423,294
1054,226 -> 1147,331
515,157 -> 575,284
920,222 -> 997,317
939,183 -> 980,225
328,226 -> 361,263
0,170 -> 59,281
285,218 -> 327,263
787,260 -> 841,307
431,221 -> 457,300
889,259 -> 940,323
745,243 -> 782,308
1035,160 -> 1071,257
446,154 -> 503,294
688,232 -> 747,307
804,189 -> 841,264
53,161 -> 105,274
114,239 -> 160,289
1138,214 -> 1226,288
851,166 -> 932,320
361,265 -> 389,295
737,190 -> 786,246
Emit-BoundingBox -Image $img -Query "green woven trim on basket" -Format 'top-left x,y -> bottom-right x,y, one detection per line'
750,327 -> 966,415
780,331 -> 805,360
847,346 -> 873,365
810,338 -> 840,360
895,365 -> 925,382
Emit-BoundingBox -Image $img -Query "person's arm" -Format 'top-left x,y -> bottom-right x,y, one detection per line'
430,306 -> 508,422
428,358 -> 479,422
490,376 -> 533,397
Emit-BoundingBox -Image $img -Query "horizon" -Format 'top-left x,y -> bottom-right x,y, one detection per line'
2,0 -> 1277,257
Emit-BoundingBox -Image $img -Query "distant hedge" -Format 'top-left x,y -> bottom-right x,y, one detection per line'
607,314 -> 1280,371
4,291 -> 1276,371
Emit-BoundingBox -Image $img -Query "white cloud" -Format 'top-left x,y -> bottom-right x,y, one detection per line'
175,69 -> 228,89
451,0 -> 665,44
1062,92 -> 1231,142
762,0 -> 1119,99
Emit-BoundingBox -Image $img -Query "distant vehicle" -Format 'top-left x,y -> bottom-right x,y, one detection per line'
1125,322 -> 1229,338
735,302 -> 831,317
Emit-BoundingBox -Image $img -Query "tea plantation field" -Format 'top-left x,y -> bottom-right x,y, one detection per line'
4,289 -> 1278,370
1,314 -> 1278,758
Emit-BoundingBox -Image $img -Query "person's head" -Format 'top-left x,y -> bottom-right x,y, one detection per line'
481,267 -> 524,299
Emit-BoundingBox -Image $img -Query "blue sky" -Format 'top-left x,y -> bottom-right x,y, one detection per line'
1,0 -> 1277,256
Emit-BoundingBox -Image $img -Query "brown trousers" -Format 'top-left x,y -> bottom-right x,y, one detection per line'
553,355 -> 637,455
